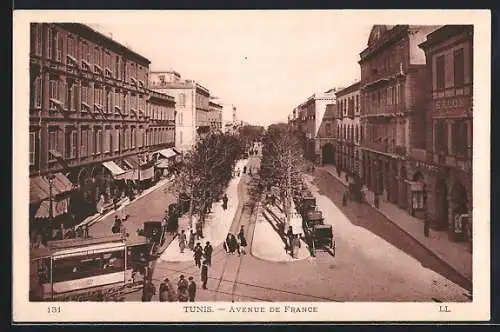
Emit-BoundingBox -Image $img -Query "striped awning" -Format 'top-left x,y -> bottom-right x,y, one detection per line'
34,197 -> 70,219
30,173 -> 74,204
154,148 -> 177,159
102,161 -> 127,179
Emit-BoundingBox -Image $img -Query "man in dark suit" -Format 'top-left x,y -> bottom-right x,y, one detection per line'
201,261 -> 209,289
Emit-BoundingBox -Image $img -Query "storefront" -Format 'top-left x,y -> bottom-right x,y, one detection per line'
30,173 -> 75,242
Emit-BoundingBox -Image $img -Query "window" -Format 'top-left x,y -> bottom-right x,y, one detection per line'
66,84 -> 76,111
453,48 -> 465,87
355,126 -> 359,142
138,128 -> 143,147
452,120 -> 468,156
95,129 -> 102,154
48,128 -> 58,161
70,130 -> 78,158
67,36 -> 75,59
436,55 -> 445,90
113,129 -> 120,151
29,132 -> 36,165
94,47 -> 101,67
130,127 -> 135,148
56,31 -> 63,62
435,120 -> 447,153
104,128 -> 111,153
33,76 -> 42,108
81,84 -> 89,111
115,56 -> 121,80
159,75 -> 165,83
81,128 -> 88,157
180,131 -> 183,145
179,93 -> 186,107
106,90 -> 112,114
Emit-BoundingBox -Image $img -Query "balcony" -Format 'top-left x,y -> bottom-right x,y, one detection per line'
362,142 -> 407,158
409,148 -> 428,162
432,152 -> 471,173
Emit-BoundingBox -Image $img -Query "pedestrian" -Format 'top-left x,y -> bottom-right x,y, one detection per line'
165,278 -> 177,302
243,166 -> 247,174
195,221 -> 204,239
222,194 -> 228,210
188,276 -> 196,302
374,194 -> 380,209
177,275 -> 189,302
291,234 -> 301,258
178,230 -> 187,253
224,234 -> 231,253
188,229 -> 195,251
342,191 -> 348,206
229,234 -> 239,256
112,215 -> 122,234
141,279 -> 156,302
201,261 -> 209,289
204,241 -> 213,266
159,280 -> 169,302
194,242 -> 203,268
286,226 -> 294,254
237,226 -> 248,255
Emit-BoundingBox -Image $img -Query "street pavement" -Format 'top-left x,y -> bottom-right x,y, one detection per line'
120,155 -> 470,302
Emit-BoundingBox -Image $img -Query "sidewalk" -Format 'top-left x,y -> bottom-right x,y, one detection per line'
321,165 -> 472,283
254,201 -> 310,262
158,159 -> 247,262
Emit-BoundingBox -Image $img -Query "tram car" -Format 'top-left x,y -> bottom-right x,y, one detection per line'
29,233 -> 151,301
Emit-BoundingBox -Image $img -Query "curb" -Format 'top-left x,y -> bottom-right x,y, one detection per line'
321,168 -> 472,289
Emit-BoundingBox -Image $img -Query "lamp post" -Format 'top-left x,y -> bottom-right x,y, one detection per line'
46,173 -> 61,239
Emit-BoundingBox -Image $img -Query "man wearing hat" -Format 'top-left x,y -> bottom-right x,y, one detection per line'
188,276 -> 196,302
177,275 -> 189,302
201,261 -> 209,290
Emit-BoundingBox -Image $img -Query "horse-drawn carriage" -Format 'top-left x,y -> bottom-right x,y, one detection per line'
295,189 -> 335,257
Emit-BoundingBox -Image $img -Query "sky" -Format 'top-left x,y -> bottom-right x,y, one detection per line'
87,12 -> 372,126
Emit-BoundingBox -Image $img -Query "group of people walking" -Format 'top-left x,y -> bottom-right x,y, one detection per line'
141,274 -> 198,302
224,225 -> 248,256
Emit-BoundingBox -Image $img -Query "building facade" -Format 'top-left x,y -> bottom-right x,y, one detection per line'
294,90 -> 336,163
149,71 -> 211,151
316,103 -> 337,165
208,99 -> 223,132
29,23 -> 175,234
416,25 -> 473,241
335,82 -> 362,180
359,25 -> 438,212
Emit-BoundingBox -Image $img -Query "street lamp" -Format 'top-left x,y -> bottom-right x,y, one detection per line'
46,173 -> 61,239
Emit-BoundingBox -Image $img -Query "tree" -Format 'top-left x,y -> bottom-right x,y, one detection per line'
260,123 -> 304,224
168,132 -> 243,229
238,124 -> 265,149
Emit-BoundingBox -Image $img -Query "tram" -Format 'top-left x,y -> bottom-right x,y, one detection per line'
29,234 -> 151,301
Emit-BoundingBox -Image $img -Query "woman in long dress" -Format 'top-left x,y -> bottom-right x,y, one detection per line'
179,230 -> 187,253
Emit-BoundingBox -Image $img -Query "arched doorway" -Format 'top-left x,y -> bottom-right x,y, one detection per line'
322,143 -> 335,164
435,177 -> 448,230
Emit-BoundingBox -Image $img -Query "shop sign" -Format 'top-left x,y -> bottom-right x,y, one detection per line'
414,160 -> 439,173
434,97 -> 468,111
54,198 -> 69,215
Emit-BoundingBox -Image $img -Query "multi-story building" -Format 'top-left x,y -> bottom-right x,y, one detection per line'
316,103 -> 337,165
359,25 -> 438,211
416,25 -> 473,241
294,90 -> 336,163
29,23 -> 175,233
208,99 -> 223,132
149,70 -> 211,151
335,81 -> 362,179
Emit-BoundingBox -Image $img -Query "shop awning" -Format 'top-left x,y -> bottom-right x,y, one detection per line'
156,160 -> 171,169
34,197 -> 70,219
155,148 -> 177,159
123,155 -> 140,169
103,161 -> 126,176
129,166 -> 154,181
30,173 -> 74,204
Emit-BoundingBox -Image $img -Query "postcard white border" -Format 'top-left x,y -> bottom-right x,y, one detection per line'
12,9 -> 491,322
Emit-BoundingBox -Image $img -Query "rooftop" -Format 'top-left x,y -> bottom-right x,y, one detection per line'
57,23 -> 151,65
